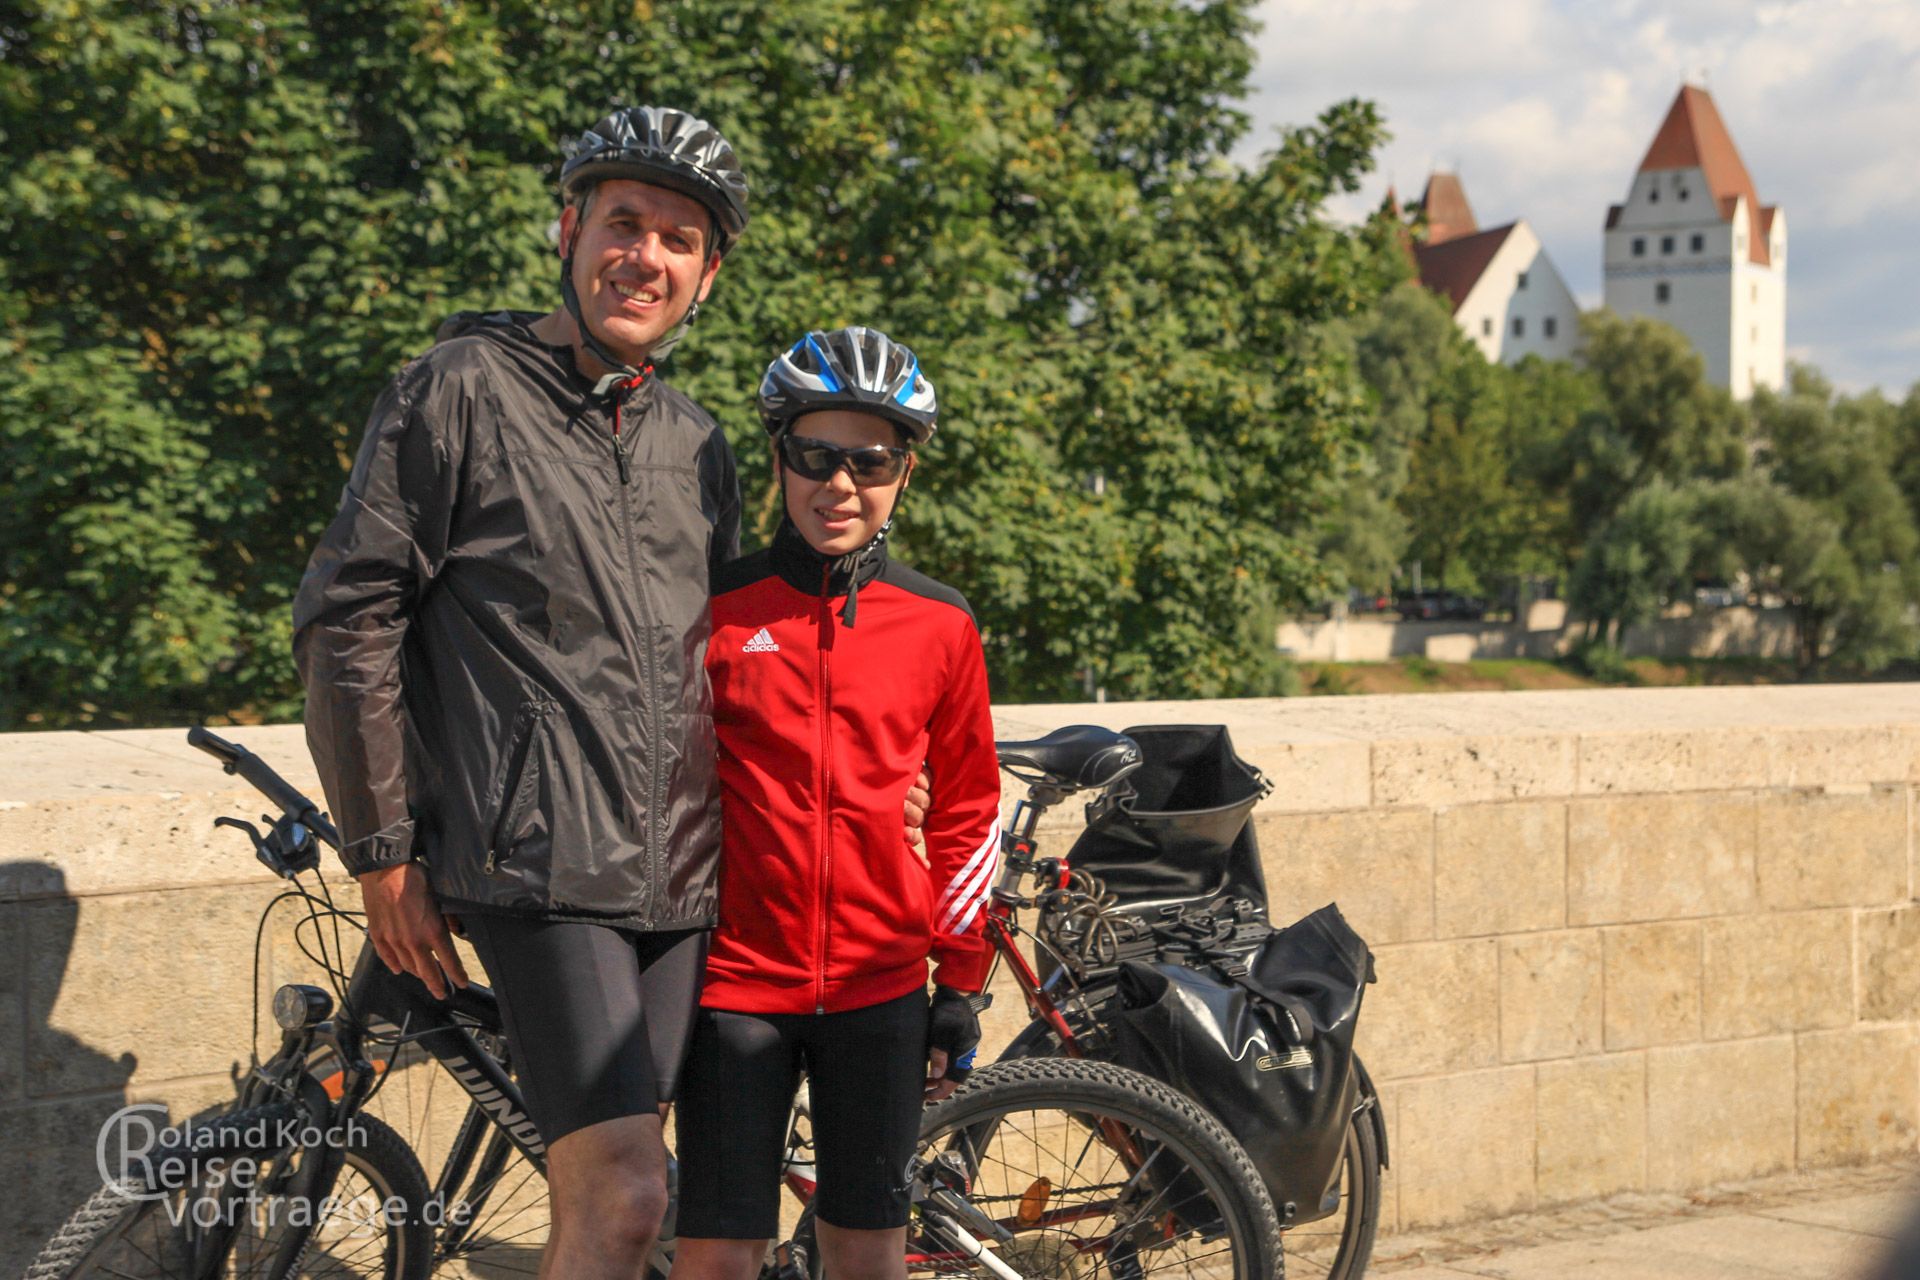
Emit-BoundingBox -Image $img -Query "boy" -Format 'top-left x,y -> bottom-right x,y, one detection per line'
672,327 -> 1002,1280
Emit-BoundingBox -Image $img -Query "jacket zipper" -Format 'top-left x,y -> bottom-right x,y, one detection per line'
609,373 -> 664,919
611,389 -> 633,486
815,565 -> 835,1014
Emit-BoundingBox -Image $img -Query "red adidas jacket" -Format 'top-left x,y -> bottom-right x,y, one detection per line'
700,525 -> 1003,1015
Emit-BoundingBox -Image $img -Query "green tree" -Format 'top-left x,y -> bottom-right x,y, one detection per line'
1742,369 -> 1920,670
1569,481 -> 1703,643
1558,311 -> 1746,539
1,0 -> 1401,724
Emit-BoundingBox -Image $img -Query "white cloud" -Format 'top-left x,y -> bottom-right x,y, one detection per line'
1236,0 -> 1920,393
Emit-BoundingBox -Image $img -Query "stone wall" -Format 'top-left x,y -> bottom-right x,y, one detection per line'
1277,602 -> 1798,663
5,686 -> 1919,1267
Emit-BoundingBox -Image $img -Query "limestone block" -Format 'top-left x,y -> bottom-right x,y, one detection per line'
1769,725 -> 1920,789
1357,940 -> 1499,1080
1259,809 -> 1433,945
1602,921 -> 1702,1050
1535,1053 -> 1646,1204
1856,905 -> 1920,1022
0,791 -> 290,898
2,1093 -> 141,1276
1394,1066 -> 1535,1229
1567,792 -> 1758,925
1372,734 -> 1579,809
1433,801 -> 1567,938
1237,740 -> 1372,815
1423,634 -> 1478,663
1645,1037 -> 1795,1189
0,903 -> 20,1103
1702,910 -> 1851,1040
1796,1024 -> 1920,1167
1577,728 -> 1773,796
1500,930 -> 1602,1063
28,885 -> 276,1096
126,1071 -> 247,1123
1756,786 -> 1908,910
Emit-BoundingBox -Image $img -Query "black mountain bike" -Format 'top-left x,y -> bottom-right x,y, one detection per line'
26,728 -> 1282,1279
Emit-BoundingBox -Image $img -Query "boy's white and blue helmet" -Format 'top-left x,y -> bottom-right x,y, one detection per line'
758,326 -> 938,444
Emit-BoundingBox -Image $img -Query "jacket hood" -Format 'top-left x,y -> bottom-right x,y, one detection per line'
434,309 -> 545,346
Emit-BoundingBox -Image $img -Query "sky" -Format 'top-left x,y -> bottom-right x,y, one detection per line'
1234,0 -> 1920,396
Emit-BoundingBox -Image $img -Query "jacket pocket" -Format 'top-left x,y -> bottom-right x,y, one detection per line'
486,700 -> 548,872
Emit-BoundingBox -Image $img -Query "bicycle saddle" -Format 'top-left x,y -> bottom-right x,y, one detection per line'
995,725 -> 1143,791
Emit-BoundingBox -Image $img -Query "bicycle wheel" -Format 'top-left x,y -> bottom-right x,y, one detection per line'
25,1105 -> 432,1279
795,1057 -> 1281,1279
1275,1106 -> 1380,1280
307,1040 -> 555,1278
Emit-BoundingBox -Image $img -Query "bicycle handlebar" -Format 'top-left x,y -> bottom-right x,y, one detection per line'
187,726 -> 342,850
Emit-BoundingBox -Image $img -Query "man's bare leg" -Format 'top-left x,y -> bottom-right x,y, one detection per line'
542,1111 -> 671,1280
668,1236 -> 766,1279
816,1221 -> 907,1280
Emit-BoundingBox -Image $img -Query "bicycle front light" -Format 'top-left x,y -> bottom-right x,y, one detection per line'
273,983 -> 334,1030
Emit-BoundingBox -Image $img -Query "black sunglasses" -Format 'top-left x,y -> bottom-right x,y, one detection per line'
778,434 -> 911,487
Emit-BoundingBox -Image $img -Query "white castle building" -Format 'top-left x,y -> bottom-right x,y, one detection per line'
1408,172 -> 1582,366
1604,85 -> 1786,398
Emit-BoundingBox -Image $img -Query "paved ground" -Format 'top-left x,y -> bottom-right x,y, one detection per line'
1368,1160 -> 1920,1279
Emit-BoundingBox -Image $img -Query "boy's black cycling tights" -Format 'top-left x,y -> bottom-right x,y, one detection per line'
675,989 -> 931,1238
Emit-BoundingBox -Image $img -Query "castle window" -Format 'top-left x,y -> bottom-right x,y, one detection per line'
1679,186 -> 1690,201
1752,283 -> 1758,302
1517,271 -> 1529,290
1632,237 -> 1646,257
1661,235 -> 1675,254
1690,233 -> 1704,252
1649,186 -> 1660,204
1512,317 -> 1525,338
1544,316 -> 1558,339
1482,317 -> 1493,337
1655,282 -> 1671,304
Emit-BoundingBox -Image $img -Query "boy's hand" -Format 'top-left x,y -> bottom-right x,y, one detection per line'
904,763 -> 932,848
358,862 -> 469,1000
926,985 -> 981,1101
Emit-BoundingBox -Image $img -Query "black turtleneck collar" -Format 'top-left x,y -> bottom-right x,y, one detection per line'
770,517 -> 890,626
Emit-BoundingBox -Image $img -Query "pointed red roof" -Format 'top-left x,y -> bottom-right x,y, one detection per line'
1637,85 -> 1770,265
1415,172 -> 1478,245
1413,222 -> 1516,312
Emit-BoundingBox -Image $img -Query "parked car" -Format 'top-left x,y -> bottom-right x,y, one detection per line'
1395,591 -> 1485,621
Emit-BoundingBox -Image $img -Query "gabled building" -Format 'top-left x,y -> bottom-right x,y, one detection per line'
1603,84 -> 1786,398
1409,173 -> 1581,365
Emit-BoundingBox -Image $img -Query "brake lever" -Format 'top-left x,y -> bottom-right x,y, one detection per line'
214,815 -> 266,848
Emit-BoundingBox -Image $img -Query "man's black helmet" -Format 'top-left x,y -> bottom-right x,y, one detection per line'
759,327 -> 938,444
561,106 -> 749,255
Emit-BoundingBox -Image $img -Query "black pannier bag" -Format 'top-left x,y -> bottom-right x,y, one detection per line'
1061,724 -> 1269,913
1105,903 -> 1374,1226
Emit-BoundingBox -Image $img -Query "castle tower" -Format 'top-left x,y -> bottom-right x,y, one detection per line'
1604,85 -> 1786,398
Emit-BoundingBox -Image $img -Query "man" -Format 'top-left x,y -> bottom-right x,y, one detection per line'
293,106 -> 749,1279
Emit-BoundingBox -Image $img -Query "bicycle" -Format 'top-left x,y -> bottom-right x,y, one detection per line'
973,724 -> 1385,1280
27,727 -> 1283,1279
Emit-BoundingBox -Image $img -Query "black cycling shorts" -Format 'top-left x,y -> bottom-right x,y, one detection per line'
675,989 -> 931,1238
461,913 -> 707,1147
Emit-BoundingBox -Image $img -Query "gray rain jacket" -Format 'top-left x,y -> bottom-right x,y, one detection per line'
292,311 -> 740,928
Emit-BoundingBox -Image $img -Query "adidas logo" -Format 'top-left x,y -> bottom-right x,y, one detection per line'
743,627 -> 780,654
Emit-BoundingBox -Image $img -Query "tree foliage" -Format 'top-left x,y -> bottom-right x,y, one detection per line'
1,0 -> 1402,725
1332,275 -> 1920,677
